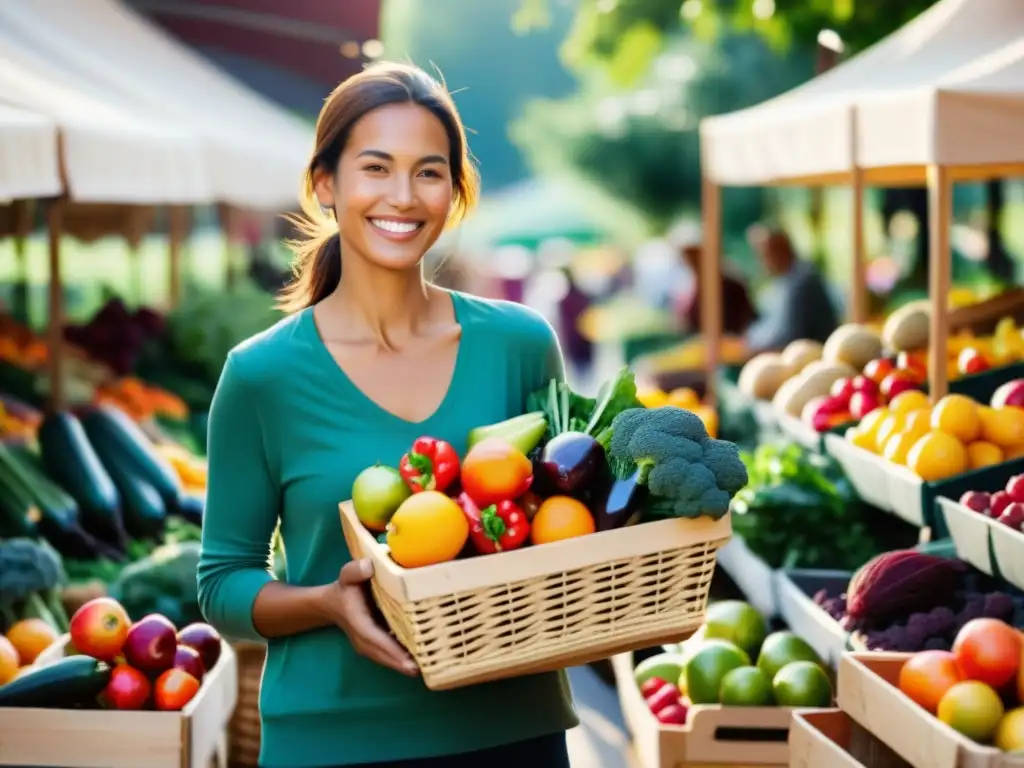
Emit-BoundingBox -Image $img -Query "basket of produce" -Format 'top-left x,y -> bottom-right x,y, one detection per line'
774,569 -> 853,668
789,709 -> 911,768
339,370 -> 743,691
616,602 -> 833,767
809,548 -> 1024,655
940,471 -> 1024,591
0,596 -> 236,768
838,624 -> 1024,768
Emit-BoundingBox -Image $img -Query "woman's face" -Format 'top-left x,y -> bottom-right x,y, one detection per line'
317,102 -> 454,272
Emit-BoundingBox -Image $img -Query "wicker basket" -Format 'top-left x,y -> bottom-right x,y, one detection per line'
339,500 -> 731,691
227,641 -> 266,768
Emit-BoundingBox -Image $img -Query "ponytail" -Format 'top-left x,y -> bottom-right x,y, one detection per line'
277,166 -> 343,312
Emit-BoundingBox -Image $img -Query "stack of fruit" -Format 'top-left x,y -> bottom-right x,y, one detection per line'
810,549 -> 1024,652
959,473 -> 1024,532
897,618 -> 1024,751
632,601 -> 832,726
350,369 -> 748,569
0,596 -> 222,712
844,387 -> 1024,481
636,386 -> 718,438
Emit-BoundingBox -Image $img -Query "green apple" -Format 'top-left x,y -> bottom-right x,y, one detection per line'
352,465 -> 411,532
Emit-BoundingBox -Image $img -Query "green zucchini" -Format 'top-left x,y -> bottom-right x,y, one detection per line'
0,460 -> 40,538
38,411 -> 126,550
0,656 -> 111,708
81,405 -> 183,508
90,435 -> 167,540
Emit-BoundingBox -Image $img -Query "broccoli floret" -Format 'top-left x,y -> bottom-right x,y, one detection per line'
605,406 -> 749,521
0,538 -> 69,633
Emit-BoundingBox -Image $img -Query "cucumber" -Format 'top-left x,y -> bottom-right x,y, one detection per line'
81,405 -> 183,508
38,411 -> 126,550
89,435 -> 167,540
0,656 -> 111,708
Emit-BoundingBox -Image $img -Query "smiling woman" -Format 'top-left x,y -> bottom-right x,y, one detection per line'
197,61 -> 576,768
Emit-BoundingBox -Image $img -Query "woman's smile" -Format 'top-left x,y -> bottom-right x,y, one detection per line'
367,216 -> 425,243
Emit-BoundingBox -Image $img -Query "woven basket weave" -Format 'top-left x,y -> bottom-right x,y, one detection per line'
227,641 -> 266,768
340,501 -> 730,691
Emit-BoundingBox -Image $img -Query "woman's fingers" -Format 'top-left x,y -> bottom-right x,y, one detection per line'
339,558 -> 373,585
347,600 -> 418,675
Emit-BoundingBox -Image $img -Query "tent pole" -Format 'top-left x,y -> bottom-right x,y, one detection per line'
926,164 -> 952,401
46,198 -> 66,414
700,174 -> 722,405
850,167 -> 866,323
167,205 -> 188,308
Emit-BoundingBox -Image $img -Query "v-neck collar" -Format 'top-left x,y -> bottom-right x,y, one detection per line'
300,290 -> 472,429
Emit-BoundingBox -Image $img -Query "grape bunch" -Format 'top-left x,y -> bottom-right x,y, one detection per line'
813,584 -> 1024,653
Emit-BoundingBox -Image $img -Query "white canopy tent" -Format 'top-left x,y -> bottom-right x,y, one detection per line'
0,0 -> 313,211
0,104 -> 60,202
701,0 -> 1024,186
0,52 -> 210,205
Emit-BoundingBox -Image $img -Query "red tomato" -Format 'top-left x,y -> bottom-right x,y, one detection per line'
899,650 -> 962,713
953,619 -> 1022,689
104,664 -> 151,711
153,668 -> 201,712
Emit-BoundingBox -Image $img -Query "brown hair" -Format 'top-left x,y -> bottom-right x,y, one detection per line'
277,62 -> 479,312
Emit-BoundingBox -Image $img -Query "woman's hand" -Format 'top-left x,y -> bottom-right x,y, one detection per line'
325,559 -> 419,677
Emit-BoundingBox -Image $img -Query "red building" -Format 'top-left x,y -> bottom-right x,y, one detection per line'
128,0 -> 382,116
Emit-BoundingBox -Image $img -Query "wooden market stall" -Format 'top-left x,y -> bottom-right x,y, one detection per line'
697,0 -> 1024,402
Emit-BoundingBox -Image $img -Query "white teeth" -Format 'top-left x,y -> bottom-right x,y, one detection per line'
370,219 -> 421,234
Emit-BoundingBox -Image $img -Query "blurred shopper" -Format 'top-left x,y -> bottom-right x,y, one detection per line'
557,265 -> 594,377
675,242 -> 757,335
198,62 -> 574,768
745,227 -> 838,353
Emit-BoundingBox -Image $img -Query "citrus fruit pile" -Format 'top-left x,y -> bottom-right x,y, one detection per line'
632,601 -> 832,726
898,617 -> 1024,750
845,387 -> 1024,481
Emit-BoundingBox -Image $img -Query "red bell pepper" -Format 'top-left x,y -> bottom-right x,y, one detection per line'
399,436 -> 460,493
457,492 -> 530,554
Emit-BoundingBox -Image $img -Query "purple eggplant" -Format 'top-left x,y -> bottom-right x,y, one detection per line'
537,432 -> 604,493
595,468 -> 644,531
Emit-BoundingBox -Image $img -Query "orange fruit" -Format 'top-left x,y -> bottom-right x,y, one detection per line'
667,387 -> 700,410
1006,444 -> 1024,461
0,635 -> 19,684
691,405 -> 718,438
386,491 -> 469,568
980,405 -> 1024,449
889,390 -> 931,416
883,432 -> 918,466
907,431 -> 968,482
931,394 -> 981,443
531,496 -> 596,545
5,618 -> 59,665
899,650 -> 962,714
967,441 -> 1004,470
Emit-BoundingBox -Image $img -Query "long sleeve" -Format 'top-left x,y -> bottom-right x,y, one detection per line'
197,353 -> 279,641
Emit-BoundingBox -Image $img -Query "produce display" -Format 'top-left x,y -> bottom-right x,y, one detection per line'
896,618 -> 1024,751
729,442 -> 882,571
844,388 -> 1024,480
959,473 -> 1024,532
631,600 -> 832,726
810,549 -> 1024,652
636,386 -> 718,438
737,311 -> 1024,434
350,369 -> 749,568
0,595 -> 222,712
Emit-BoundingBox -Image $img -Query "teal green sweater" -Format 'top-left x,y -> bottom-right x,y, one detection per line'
197,292 -> 578,767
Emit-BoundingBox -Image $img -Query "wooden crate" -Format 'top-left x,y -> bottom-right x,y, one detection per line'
790,709 -> 910,767
0,636 -> 237,768
613,652 -> 797,767
341,500 -> 730,691
837,652 -> 1024,768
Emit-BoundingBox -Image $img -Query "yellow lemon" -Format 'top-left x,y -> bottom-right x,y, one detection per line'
883,432 -> 918,466
889,390 -> 931,416
967,441 -> 1004,470
907,431 -> 969,482
931,394 -> 982,443
980,405 -> 1024,449
876,414 -> 907,451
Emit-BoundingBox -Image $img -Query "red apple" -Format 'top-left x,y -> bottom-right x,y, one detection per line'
646,682 -> 681,714
958,348 -> 991,376
656,702 -> 689,725
176,623 -> 222,672
172,645 -> 206,683
1005,474 -> 1024,504
960,491 -> 991,514
997,502 -> 1024,530
849,391 -> 882,420
69,597 -> 131,662
863,357 -> 896,385
830,377 -> 856,407
123,614 -> 178,675
103,664 -> 151,710
851,376 -> 879,396
992,380 -> 1024,409
641,677 -> 669,699
880,373 -> 921,401
990,490 -> 1014,520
